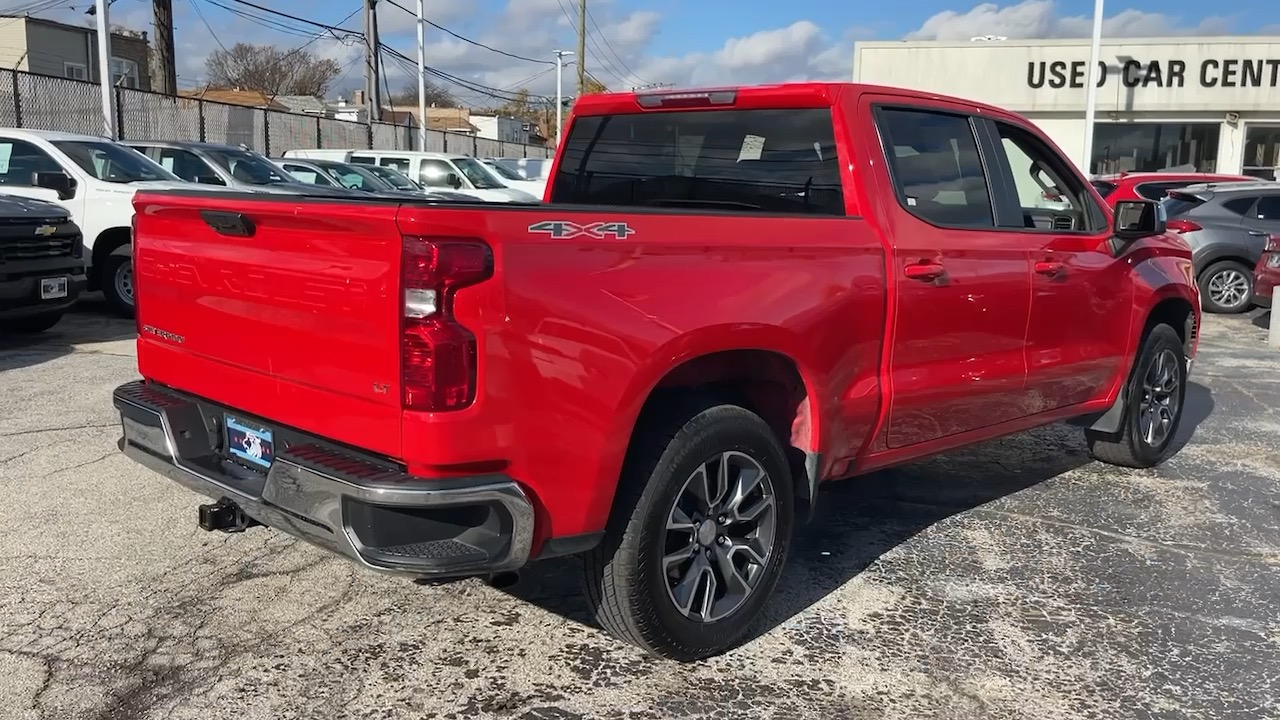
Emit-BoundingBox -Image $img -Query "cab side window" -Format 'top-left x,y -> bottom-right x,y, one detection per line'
994,121 -> 1100,232
876,107 -> 994,228
379,157 -> 411,173
0,139 -> 65,187
418,159 -> 456,188
155,147 -> 222,184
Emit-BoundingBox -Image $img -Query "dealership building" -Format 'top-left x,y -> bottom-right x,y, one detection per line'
853,36 -> 1280,179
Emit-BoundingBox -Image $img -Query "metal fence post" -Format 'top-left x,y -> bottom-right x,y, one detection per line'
315,116 -> 322,148
11,69 -> 22,127
197,100 -> 206,142
366,121 -> 373,150
113,86 -> 124,140
472,134 -> 478,157
263,109 -> 271,157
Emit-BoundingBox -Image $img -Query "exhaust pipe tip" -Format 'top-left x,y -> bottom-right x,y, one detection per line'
486,571 -> 520,589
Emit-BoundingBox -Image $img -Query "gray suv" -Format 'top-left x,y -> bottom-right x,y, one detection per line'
1162,181 -> 1280,313
125,140 -> 342,195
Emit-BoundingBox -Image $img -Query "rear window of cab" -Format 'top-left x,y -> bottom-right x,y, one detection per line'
551,108 -> 845,216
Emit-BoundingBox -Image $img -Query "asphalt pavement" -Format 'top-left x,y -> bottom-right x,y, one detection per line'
1,299 -> 1278,720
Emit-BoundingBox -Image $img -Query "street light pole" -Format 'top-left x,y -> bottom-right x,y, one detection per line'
94,0 -> 115,138
554,50 -> 574,146
1081,0 -> 1105,175
416,0 -> 426,150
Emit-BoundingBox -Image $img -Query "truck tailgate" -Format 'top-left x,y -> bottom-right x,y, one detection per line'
133,192 -> 405,458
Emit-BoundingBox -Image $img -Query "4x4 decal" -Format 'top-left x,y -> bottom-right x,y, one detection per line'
528,220 -> 635,240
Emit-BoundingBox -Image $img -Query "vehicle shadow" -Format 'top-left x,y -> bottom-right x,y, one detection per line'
499,382 -> 1215,648
1253,310 -> 1271,331
0,296 -> 135,372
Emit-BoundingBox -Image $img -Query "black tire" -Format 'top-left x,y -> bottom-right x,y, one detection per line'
1087,323 -> 1187,468
101,247 -> 134,318
1197,260 -> 1254,314
1,312 -> 63,334
582,402 -> 795,661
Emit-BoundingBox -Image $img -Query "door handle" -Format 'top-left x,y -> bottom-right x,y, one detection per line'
1035,260 -> 1066,276
904,261 -> 946,281
1247,230 -> 1268,237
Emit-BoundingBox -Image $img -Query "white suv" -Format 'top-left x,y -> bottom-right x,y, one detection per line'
0,128 -> 188,315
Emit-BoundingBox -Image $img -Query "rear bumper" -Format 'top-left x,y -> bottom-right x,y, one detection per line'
112,380 -> 535,578
1254,255 -> 1277,308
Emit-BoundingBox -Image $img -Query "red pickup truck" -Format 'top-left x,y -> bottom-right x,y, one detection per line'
115,82 -> 1200,661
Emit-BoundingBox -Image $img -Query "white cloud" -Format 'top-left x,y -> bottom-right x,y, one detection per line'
905,0 -> 1235,41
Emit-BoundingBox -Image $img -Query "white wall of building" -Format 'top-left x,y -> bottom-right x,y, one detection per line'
853,37 -> 1280,175
471,115 -> 525,143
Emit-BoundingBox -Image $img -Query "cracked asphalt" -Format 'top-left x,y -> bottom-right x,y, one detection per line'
2,299 -> 1278,720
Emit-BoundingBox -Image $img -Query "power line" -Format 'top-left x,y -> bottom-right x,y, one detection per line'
187,0 -> 227,54
585,7 -> 649,87
381,0 -> 553,66
381,43 -> 551,105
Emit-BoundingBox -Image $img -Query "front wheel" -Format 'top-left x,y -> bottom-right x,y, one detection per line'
1198,260 -> 1253,314
101,248 -> 134,318
582,403 -> 794,661
1087,323 -> 1187,468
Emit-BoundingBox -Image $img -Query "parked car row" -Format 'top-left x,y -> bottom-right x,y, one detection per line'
0,128 -> 549,329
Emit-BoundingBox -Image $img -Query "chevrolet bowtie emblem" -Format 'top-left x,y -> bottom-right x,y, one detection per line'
34,225 -> 56,236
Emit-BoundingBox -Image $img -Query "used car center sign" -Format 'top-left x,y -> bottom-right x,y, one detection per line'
1028,58 -> 1280,89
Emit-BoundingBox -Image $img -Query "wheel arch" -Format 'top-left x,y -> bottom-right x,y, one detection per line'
89,226 -> 132,285
1085,293 -> 1196,436
604,329 -> 824,527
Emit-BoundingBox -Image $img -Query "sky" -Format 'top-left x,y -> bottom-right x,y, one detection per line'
17,0 -> 1280,106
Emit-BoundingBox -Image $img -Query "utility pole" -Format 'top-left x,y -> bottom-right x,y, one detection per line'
554,50 -> 573,146
363,0 -> 381,122
1080,0 -> 1105,175
93,0 -> 115,138
415,0 -> 426,149
576,0 -> 586,97
151,0 -> 176,94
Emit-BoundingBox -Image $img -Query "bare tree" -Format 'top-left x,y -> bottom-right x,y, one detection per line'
204,43 -> 341,98
388,80 -> 457,108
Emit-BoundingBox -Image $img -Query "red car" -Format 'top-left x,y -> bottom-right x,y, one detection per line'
1256,235 -> 1279,308
115,82 -> 1200,661
1089,171 -> 1258,206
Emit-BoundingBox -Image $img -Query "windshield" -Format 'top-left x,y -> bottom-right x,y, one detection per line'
452,157 -> 505,190
365,164 -> 418,190
484,161 -> 525,182
51,140 -> 178,183
205,149 -> 292,185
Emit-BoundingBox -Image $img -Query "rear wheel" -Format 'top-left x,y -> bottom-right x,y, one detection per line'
1087,323 -> 1187,468
1198,260 -> 1253,314
582,403 -> 794,661
1,312 -> 64,334
101,247 -> 134,318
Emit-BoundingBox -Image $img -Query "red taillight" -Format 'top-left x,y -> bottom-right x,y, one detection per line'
1166,219 -> 1202,234
400,237 -> 493,412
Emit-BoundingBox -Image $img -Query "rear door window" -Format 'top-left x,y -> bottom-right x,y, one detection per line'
1222,196 -> 1258,216
551,108 -> 844,215
875,107 -> 993,228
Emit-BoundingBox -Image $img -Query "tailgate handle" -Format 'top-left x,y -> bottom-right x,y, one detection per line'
200,210 -> 255,237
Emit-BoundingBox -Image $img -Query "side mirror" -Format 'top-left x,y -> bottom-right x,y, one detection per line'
194,174 -> 225,185
445,172 -> 463,189
1113,199 -> 1167,241
33,171 -> 75,200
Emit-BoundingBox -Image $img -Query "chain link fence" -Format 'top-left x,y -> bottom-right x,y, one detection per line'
0,69 -> 555,159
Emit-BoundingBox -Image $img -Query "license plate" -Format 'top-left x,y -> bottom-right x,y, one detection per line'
1269,254 -> 1280,268
40,276 -> 68,300
224,415 -> 274,470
